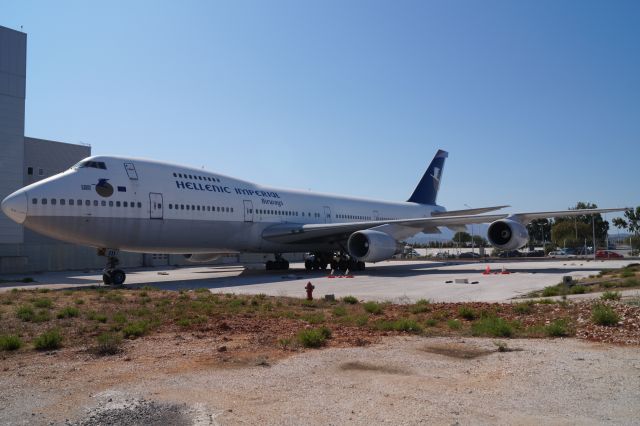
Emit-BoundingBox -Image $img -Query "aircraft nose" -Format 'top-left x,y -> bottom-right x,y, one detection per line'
1,189 -> 28,224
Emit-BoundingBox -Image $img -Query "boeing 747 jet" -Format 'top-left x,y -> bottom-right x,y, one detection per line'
1,149 -> 625,285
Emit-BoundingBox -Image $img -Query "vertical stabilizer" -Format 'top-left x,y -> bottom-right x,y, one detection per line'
407,149 -> 448,205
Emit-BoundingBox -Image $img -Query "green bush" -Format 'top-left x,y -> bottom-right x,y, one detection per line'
94,332 -> 123,355
447,319 -> 462,330
342,296 -> 358,304
332,306 -> 347,317
297,328 -> 328,348
410,299 -> 431,314
56,306 -> 80,319
33,298 -> 53,309
122,321 -> 149,338
363,301 -> 383,315
34,329 -> 63,350
621,278 -> 640,288
16,305 -> 34,321
513,302 -> 533,314
471,317 -> 514,337
393,319 -> 423,333
33,310 -> 51,323
569,285 -> 586,295
458,306 -> 478,320
591,304 -> 619,326
601,291 -> 621,301
87,311 -> 108,323
301,312 -> 325,324
620,269 -> 635,278
0,334 -> 22,351
542,286 -> 562,297
545,319 -> 569,337
425,318 -> 438,327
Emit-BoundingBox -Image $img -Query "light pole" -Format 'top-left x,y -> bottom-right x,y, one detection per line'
465,204 -> 474,255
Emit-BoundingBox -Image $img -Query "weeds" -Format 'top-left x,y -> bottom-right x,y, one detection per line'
122,321 -> 149,338
472,317 -> 514,337
56,307 -> 80,319
458,306 -> 478,320
297,327 -> 330,348
16,305 -> 34,321
447,319 -> 462,330
34,329 -> 63,350
513,302 -> 533,315
363,301 -> 383,315
33,298 -> 53,309
94,332 -> 123,355
0,334 -> 22,351
332,306 -> 348,317
410,299 -> 430,314
342,296 -> 358,304
591,304 -> 619,326
545,319 -> 569,337
601,291 -> 621,301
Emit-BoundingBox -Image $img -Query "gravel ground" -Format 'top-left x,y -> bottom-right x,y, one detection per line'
1,336 -> 639,425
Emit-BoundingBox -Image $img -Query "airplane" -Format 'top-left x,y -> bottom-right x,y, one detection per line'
1,149 -> 626,286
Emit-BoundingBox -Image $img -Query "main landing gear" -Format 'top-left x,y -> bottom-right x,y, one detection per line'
98,248 -> 126,286
305,252 -> 365,272
266,254 -> 290,271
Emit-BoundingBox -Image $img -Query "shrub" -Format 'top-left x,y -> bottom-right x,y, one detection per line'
425,318 -> 438,327
112,312 -> 127,324
591,304 -> 619,326
447,319 -> 462,330
601,291 -> 621,301
458,306 -> 478,320
620,269 -> 635,278
410,299 -> 430,314
513,302 -> 533,315
16,305 -> 34,321
363,301 -> 383,315
74,299 -> 85,305
621,278 -> 640,288
297,328 -> 328,348
122,321 -> 149,338
0,334 -> 22,351
34,329 -> 62,350
94,332 -> 123,355
472,317 -> 514,337
33,298 -> 53,309
542,286 -> 562,297
332,306 -> 347,317
301,312 -> 325,324
342,296 -> 358,304
393,319 -> 423,333
57,307 -> 80,319
33,310 -> 51,323
318,326 -> 332,339
545,319 -> 569,337
569,285 -> 586,295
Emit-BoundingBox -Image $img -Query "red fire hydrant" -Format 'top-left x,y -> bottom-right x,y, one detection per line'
305,281 -> 315,300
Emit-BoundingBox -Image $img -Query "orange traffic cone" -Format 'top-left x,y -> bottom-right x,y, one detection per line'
500,266 -> 510,275
482,265 -> 491,275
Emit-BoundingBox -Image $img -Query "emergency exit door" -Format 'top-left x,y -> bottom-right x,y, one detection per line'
243,200 -> 254,222
149,193 -> 163,219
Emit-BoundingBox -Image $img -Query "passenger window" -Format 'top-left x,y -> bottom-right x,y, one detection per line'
197,206 -> 200,211
77,199 -> 82,206
51,199 -> 57,205
186,205 -> 190,210
101,201 -> 106,206
173,173 -> 177,177
69,199 -> 74,205
60,199 -> 66,206
41,198 -> 47,205
85,200 -> 90,206
94,200 -> 98,206
116,201 -> 121,207
109,201 -> 113,207
124,202 -> 128,207
32,198 -> 37,204
169,204 -> 172,209
137,202 -> 142,208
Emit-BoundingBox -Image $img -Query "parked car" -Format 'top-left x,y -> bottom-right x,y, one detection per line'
459,252 -> 481,259
595,250 -> 624,259
524,250 -> 545,257
498,250 -> 522,258
548,250 -> 577,259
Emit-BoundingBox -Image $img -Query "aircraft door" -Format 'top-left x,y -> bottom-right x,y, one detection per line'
149,193 -> 163,219
323,206 -> 332,223
243,200 -> 254,222
124,162 -> 139,180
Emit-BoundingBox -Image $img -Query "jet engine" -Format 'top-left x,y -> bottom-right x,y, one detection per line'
487,219 -> 529,251
347,230 -> 400,262
183,253 -> 222,263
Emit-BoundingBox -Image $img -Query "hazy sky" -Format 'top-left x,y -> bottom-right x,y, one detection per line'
3,1 -> 639,222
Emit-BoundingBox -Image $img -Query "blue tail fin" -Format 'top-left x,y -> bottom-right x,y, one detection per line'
407,149 -> 448,205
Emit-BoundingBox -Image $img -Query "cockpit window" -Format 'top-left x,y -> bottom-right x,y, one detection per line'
72,160 -> 107,170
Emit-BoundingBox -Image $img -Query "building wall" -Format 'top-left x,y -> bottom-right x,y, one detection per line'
0,26 -> 26,244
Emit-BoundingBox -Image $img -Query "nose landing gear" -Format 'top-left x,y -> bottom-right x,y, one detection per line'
98,248 -> 126,286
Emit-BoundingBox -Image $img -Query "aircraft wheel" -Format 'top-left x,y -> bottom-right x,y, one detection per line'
266,260 -> 274,271
111,269 -> 126,286
305,259 -> 313,271
102,273 -> 112,285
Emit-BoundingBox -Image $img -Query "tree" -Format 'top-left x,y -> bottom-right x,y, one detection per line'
553,202 -> 609,247
527,218 -> 552,244
472,235 -> 487,247
612,207 -> 640,236
551,221 -> 592,248
453,231 -> 472,244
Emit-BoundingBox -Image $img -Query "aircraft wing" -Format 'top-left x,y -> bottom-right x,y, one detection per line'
261,207 -> 627,245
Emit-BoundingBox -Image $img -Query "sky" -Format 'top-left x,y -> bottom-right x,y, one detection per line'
2,0 -> 639,225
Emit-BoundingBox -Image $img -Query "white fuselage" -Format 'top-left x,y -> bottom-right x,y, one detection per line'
6,156 -> 444,254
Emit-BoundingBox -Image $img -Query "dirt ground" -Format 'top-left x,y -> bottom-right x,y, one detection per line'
1,334 -> 639,425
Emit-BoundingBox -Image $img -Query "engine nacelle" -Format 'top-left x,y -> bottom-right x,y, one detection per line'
487,219 -> 529,251
347,230 -> 400,262
183,253 -> 222,263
